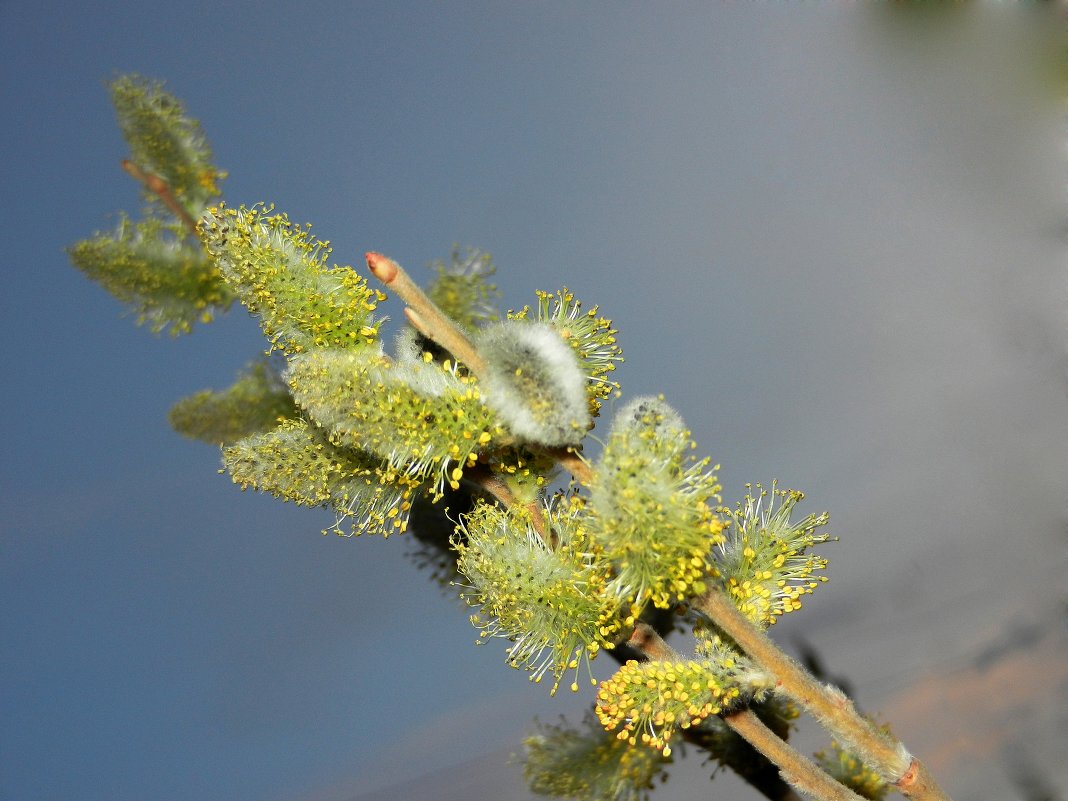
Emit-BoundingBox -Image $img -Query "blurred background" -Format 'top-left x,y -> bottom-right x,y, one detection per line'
2,3 -> 1065,800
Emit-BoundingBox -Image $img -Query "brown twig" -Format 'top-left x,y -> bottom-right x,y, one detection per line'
523,501 -> 556,548
895,758 -> 952,800
365,246 -> 942,800
695,586 -> 951,801
548,446 -> 594,487
626,622 -> 681,661
724,709 -> 865,801
456,467 -> 554,548
365,252 -> 486,377
121,160 -> 199,234
465,467 -> 516,508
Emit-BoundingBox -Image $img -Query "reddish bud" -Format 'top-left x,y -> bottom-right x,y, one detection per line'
365,251 -> 398,283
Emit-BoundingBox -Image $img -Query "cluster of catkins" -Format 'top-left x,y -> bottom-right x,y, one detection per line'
70,76 -> 857,801
188,201 -> 833,757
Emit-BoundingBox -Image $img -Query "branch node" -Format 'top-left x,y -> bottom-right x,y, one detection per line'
896,758 -> 920,789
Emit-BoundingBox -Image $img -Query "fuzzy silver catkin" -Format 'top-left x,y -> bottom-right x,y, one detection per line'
476,320 -> 591,446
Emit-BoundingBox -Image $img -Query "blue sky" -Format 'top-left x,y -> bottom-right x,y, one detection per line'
2,4 -> 1066,801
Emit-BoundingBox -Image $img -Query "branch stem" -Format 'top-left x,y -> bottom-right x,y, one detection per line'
365,252 -> 487,377
626,622 -> 682,661
363,247 -> 951,800
724,710 -> 865,801
524,501 -> 556,548
466,468 -> 516,508
696,586 -> 951,801
548,446 -> 594,486
121,160 -> 199,234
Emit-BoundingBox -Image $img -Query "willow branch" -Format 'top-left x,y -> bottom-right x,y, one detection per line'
548,446 -> 594,486
460,465 -> 554,548
526,502 -> 556,548
696,586 -> 951,801
121,159 -> 198,234
724,709 -> 865,801
465,467 -> 516,508
628,624 -> 861,801
626,622 -> 682,661
625,623 -> 801,801
365,252 -> 487,377
365,253 -> 595,495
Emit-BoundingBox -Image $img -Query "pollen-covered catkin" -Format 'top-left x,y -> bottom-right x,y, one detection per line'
716,483 -> 830,628
198,203 -> 385,355
455,499 -> 622,695
523,714 -> 670,801
590,397 -> 726,608
223,418 -> 419,536
286,349 -> 499,494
